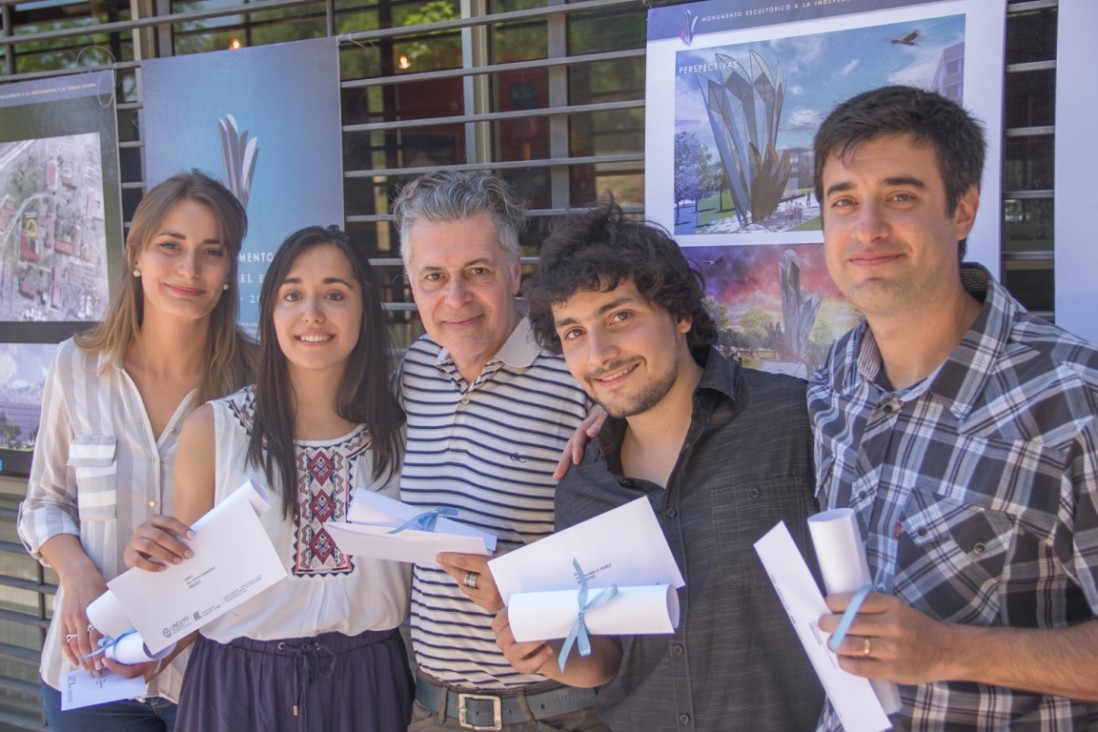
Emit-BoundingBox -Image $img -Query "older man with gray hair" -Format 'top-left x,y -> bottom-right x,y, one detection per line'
392,171 -> 603,731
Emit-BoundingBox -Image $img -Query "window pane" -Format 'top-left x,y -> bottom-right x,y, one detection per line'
1006,5 -> 1056,65
1003,260 -> 1053,313
1003,197 -> 1053,252
1004,69 -> 1055,128
1003,136 -> 1053,191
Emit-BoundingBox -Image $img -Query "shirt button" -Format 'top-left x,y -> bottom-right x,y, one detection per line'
857,490 -> 868,501
749,487 -> 761,498
148,500 -> 156,509
972,542 -> 987,555
917,527 -> 928,537
678,713 -> 690,725
665,507 -> 677,519
460,395 -> 470,405
672,644 -> 684,655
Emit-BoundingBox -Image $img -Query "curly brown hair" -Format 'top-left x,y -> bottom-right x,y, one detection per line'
527,199 -> 717,364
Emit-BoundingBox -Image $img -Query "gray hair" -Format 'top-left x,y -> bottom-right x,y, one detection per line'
391,171 -> 527,266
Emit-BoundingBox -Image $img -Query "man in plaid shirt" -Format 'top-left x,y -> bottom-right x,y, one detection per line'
808,85 -> 1098,729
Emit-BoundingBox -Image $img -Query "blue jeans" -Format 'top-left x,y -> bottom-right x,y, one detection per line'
41,679 -> 177,732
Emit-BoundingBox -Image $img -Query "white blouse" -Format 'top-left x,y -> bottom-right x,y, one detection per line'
18,338 -> 191,701
200,386 -> 409,643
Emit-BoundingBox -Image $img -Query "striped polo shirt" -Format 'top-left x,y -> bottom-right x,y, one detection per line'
399,316 -> 590,689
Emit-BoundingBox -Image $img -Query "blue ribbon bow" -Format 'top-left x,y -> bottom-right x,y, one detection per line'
558,559 -> 618,672
387,507 -> 458,534
79,626 -> 136,660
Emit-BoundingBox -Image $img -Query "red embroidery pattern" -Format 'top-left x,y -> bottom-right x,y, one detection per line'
292,436 -> 371,576
227,388 -> 373,578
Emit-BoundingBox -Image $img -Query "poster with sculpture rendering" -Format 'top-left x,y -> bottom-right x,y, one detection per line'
645,0 -> 1004,376
142,37 -> 343,334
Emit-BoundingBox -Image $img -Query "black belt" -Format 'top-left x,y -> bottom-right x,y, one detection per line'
414,673 -> 596,730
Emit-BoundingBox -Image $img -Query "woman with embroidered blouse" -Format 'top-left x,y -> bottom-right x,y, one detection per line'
125,226 -> 412,731
17,171 -> 256,732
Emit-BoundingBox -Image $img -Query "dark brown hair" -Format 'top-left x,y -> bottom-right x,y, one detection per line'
247,225 -> 404,519
813,85 -> 986,256
527,199 -> 717,364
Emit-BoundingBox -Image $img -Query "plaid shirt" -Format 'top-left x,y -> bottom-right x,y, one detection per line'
809,265 -> 1098,730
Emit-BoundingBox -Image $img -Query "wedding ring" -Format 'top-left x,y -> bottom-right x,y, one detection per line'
862,637 -> 872,657
463,571 -> 480,590
65,633 -> 79,643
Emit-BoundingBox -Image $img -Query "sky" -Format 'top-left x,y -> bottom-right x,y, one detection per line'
685,242 -> 843,307
0,341 -> 54,394
674,14 -> 966,151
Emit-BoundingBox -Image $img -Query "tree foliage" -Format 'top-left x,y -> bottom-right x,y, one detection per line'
673,131 -> 722,221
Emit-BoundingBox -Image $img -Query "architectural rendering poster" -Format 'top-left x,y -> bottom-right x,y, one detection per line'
0,342 -> 54,473
645,0 -> 1005,376
143,37 -> 344,333
0,70 -> 123,475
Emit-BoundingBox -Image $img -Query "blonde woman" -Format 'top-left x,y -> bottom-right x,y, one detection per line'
18,171 -> 256,731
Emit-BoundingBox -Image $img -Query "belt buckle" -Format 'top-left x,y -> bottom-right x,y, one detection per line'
457,692 -> 502,731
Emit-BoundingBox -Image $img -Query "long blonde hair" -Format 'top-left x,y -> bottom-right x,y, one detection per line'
77,170 -> 256,402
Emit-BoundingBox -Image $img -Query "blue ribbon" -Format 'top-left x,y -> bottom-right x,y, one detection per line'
558,559 -> 618,672
80,626 -> 135,660
387,507 -> 458,534
827,584 -> 873,653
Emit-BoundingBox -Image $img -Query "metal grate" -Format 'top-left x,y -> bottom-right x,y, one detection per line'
0,0 -> 1059,727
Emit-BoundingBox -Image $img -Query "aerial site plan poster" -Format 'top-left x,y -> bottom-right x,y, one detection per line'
645,0 -> 1005,376
0,70 -> 123,474
143,37 -> 344,334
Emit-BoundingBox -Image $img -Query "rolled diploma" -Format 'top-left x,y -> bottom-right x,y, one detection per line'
808,508 -> 902,714
86,589 -> 130,640
104,634 -> 176,665
508,584 -> 679,643
87,480 -> 271,638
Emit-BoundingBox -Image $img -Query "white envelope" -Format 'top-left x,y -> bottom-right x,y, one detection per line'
508,584 -> 679,642
754,522 -> 892,732
61,669 -> 146,711
105,481 -> 287,654
349,489 -> 498,548
326,521 -> 493,566
489,497 -> 685,603
327,488 -> 497,565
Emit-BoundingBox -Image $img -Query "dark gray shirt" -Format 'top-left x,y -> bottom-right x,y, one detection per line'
556,349 -> 823,731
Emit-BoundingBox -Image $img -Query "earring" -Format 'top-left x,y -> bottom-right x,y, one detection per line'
133,269 -> 141,277
222,282 -> 230,291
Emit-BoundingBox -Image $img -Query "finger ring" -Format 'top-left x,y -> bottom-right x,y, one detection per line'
65,633 -> 79,643
862,637 -> 872,657
87,623 -> 96,633
463,571 -> 479,590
